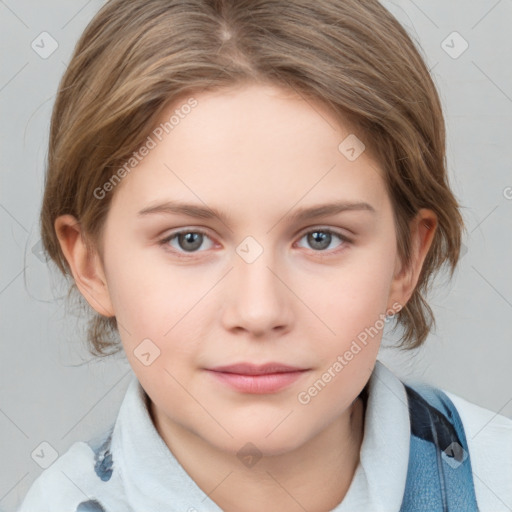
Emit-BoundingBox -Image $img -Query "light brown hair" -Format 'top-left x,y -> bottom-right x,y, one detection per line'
41,0 -> 464,357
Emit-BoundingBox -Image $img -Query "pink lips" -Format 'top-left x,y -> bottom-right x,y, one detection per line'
205,362 -> 310,394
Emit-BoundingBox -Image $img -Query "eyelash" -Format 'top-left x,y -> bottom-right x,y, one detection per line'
158,227 -> 352,260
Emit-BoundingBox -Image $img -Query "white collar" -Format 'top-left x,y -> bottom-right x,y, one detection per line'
333,360 -> 410,511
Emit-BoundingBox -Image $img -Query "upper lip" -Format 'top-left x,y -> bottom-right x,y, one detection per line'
207,362 -> 308,375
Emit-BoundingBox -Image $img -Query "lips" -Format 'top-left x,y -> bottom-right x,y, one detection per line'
208,362 -> 307,375
205,362 -> 310,394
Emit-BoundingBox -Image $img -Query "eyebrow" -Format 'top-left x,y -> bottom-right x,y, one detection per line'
137,200 -> 376,224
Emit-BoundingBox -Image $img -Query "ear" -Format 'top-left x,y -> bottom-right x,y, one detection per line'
388,209 -> 437,309
54,214 -> 115,317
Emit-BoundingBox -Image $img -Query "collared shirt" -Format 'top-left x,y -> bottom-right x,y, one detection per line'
17,360 -> 512,511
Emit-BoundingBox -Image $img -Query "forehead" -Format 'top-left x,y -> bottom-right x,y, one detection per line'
158,83 -> 361,165
109,83 -> 388,222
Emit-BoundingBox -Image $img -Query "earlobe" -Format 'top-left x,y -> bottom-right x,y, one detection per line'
54,214 -> 115,317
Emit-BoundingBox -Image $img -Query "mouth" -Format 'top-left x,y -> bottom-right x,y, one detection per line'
205,362 -> 311,394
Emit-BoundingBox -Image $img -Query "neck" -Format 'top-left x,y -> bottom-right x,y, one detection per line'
150,395 -> 366,512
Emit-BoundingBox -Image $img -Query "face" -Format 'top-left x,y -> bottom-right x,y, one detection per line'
80,84 -> 409,455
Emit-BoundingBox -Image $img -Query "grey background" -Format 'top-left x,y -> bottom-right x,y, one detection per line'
1,1 -> 511,510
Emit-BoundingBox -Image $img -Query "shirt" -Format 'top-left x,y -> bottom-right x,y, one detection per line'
17,360 -> 512,511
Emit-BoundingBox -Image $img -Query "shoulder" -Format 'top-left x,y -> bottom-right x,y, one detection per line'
17,430 -> 120,512
18,441 -> 97,511
443,389 -> 512,511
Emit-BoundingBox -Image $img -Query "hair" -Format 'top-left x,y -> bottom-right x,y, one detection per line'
40,0 -> 464,357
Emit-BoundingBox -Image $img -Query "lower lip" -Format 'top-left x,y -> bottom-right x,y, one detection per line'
206,370 -> 308,394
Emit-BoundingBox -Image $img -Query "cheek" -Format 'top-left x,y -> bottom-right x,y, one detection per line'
294,241 -> 397,393
102,236 -> 193,330
294,256 -> 394,415
102,243 -> 212,384
302,244 -> 396,338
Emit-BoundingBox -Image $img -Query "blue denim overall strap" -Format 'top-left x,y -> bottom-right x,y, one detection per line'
399,383 -> 479,512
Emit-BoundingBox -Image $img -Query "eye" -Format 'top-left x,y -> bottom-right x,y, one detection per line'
295,228 -> 351,254
159,229 -> 215,257
159,227 -> 351,259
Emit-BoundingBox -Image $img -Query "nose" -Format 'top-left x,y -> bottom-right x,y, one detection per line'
220,245 -> 292,337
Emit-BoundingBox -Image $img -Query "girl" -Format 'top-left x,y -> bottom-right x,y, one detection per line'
19,0 -> 511,511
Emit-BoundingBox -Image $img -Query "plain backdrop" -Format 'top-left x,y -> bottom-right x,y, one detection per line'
1,1 -> 511,511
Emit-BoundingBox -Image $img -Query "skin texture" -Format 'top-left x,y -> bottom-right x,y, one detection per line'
55,83 -> 437,512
